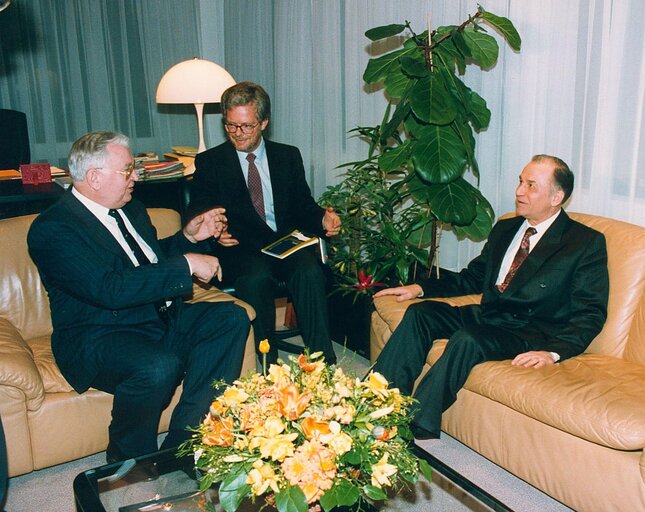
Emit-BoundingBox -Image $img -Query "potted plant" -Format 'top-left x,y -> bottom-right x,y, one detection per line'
321,6 -> 521,301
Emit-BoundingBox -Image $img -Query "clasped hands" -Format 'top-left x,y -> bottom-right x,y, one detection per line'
183,207 -> 228,283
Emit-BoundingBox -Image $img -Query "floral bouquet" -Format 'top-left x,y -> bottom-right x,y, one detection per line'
180,347 -> 431,512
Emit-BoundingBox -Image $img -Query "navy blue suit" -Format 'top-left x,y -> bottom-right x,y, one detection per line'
188,140 -> 335,363
28,191 -> 250,457
374,210 -> 609,435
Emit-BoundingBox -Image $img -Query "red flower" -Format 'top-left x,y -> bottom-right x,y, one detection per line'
353,270 -> 385,293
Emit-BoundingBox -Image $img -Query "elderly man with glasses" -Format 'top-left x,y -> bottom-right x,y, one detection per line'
188,82 -> 340,365
27,131 -> 250,464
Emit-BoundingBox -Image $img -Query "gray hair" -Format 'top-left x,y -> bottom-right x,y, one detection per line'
68,131 -> 130,181
221,81 -> 271,122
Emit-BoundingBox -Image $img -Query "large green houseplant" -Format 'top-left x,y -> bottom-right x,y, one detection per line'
321,6 -> 521,296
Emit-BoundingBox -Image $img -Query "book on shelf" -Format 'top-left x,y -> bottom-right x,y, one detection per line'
261,230 -> 319,259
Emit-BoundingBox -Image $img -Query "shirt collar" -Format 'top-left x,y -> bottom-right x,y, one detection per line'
522,208 -> 561,235
71,186 -> 112,221
236,137 -> 266,162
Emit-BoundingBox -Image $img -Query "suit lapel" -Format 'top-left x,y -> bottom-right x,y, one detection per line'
488,216 -> 524,288
502,210 -> 570,294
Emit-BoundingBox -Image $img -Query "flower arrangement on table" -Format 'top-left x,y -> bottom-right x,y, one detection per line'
180,344 -> 431,512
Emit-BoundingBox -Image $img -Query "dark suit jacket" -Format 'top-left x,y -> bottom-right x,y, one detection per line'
27,190 -> 203,392
187,140 -> 326,254
420,210 -> 609,360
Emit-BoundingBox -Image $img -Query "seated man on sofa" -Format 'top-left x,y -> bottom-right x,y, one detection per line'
373,154 -> 609,439
27,131 -> 250,462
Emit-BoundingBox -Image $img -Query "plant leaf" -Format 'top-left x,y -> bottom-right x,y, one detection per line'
419,458 -> 433,483
365,23 -> 406,41
409,74 -> 458,125
461,29 -> 499,69
400,53 -> 429,78
363,49 -> 404,84
466,89 -> 491,131
423,178 -> 478,226
379,141 -> 410,172
334,479 -> 361,507
381,101 -> 411,143
275,485 -> 308,512
363,484 -> 388,501
410,124 -> 467,183
384,67 -> 410,99
480,11 -> 521,51
218,468 -> 251,512
453,190 -> 495,240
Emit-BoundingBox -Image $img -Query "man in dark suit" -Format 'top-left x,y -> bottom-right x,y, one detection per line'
188,82 -> 340,365
28,131 -> 250,462
373,155 -> 609,439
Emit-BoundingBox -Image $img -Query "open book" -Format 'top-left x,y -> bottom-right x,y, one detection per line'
261,230 -> 319,259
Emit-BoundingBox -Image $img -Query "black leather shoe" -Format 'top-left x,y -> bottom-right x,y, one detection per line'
411,423 -> 440,440
106,443 -> 159,482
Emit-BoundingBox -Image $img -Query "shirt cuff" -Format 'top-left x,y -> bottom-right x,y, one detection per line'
183,255 -> 193,275
549,352 -> 561,363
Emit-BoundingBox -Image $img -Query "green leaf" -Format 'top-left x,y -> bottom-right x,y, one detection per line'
381,101 -> 411,143
365,23 -> 406,41
419,458 -> 433,483
452,121 -> 478,177
335,480 -> 361,507
467,90 -> 491,130
219,468 -> 251,512
461,29 -> 499,69
275,485 -> 308,512
378,141 -> 410,172
480,11 -> 521,51
423,178 -> 479,226
384,67 -> 410,99
410,124 -> 468,183
407,223 -> 434,247
400,54 -> 429,78
395,256 -> 410,283
409,74 -> 458,125
451,30 -> 471,58
363,484 -> 388,501
363,49 -> 403,84
453,190 -> 495,240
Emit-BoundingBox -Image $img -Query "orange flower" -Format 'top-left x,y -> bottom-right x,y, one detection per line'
298,354 -> 317,372
301,416 -> 332,440
202,415 -> 235,447
277,383 -> 312,421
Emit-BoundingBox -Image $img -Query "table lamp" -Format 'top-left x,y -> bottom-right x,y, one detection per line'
155,58 -> 235,154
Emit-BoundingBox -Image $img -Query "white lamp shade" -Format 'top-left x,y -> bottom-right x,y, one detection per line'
155,58 -> 236,105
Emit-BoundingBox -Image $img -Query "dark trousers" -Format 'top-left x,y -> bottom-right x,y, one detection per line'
90,301 -> 249,458
219,247 -> 335,364
0,415 -> 6,509
373,301 -> 531,435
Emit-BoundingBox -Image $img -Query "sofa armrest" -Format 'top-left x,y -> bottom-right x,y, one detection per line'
187,282 -> 256,321
0,317 -> 45,411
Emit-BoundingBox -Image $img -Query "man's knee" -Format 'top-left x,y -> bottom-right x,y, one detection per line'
134,353 -> 183,392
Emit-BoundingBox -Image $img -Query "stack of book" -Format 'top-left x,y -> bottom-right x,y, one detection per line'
138,160 -> 185,181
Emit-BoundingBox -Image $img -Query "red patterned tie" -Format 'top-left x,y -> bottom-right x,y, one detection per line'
246,153 -> 265,221
497,227 -> 537,292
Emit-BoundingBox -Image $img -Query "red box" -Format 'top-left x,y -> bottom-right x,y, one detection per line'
20,163 -> 52,185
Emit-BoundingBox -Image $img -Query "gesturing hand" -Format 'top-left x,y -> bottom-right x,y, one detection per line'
183,207 -> 227,243
512,351 -> 557,368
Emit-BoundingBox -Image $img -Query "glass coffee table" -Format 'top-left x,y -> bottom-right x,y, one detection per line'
74,444 -> 512,511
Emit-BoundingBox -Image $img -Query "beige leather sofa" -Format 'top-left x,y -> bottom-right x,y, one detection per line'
0,208 -> 257,478
370,212 -> 645,512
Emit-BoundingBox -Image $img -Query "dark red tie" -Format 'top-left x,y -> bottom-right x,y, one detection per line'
246,153 -> 265,221
497,227 -> 537,292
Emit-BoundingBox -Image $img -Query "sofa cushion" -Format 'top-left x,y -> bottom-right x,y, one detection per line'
26,336 -> 73,393
453,350 -> 645,451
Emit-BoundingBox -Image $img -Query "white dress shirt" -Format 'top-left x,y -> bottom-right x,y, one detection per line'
236,138 -> 277,231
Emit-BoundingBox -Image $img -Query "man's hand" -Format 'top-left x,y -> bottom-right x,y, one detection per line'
374,284 -> 423,302
217,226 -> 239,247
512,351 -> 557,368
322,207 -> 341,237
183,208 -> 227,243
184,253 -> 222,283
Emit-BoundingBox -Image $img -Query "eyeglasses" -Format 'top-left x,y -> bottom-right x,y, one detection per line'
94,162 -> 136,179
223,121 -> 260,134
